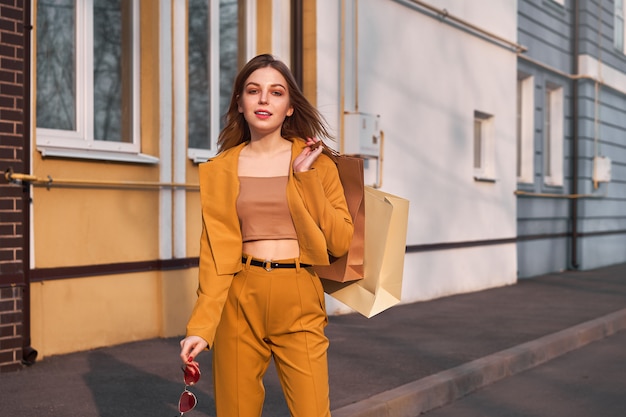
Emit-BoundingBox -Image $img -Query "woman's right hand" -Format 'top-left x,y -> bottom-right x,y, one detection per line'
180,335 -> 208,364
293,137 -> 324,173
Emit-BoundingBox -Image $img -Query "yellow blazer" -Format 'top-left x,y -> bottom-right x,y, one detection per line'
186,139 -> 354,347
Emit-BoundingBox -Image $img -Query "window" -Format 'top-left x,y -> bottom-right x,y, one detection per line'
616,0 -> 625,52
517,75 -> 535,184
188,0 -> 240,162
473,110 -> 495,182
543,84 -> 564,187
36,0 -> 151,163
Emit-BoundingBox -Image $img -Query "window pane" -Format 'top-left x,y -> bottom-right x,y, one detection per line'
188,0 -> 210,149
616,0 -> 625,51
188,0 -> 239,150
36,0 -> 76,130
93,0 -> 133,142
474,119 -> 482,169
219,0 -> 238,122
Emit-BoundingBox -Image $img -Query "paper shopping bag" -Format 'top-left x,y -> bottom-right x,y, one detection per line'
322,187 -> 409,318
313,143 -> 365,282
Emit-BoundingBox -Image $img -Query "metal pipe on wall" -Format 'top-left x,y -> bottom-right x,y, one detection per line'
22,0 -> 37,366
401,0 -> 526,53
570,0 -> 580,269
4,169 -> 200,191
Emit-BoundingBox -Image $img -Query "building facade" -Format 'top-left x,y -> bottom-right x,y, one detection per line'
0,0 -> 624,370
516,0 -> 626,277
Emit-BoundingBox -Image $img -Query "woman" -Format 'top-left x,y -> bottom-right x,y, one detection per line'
179,54 -> 354,417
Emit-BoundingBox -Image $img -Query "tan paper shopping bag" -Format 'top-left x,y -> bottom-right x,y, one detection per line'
322,187 -> 409,318
313,143 -> 365,282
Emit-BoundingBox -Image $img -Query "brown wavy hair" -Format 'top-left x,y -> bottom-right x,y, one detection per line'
217,54 -> 332,153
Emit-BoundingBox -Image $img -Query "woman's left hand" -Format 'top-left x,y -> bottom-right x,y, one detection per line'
293,138 -> 324,173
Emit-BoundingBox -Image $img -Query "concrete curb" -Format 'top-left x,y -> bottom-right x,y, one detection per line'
331,308 -> 626,417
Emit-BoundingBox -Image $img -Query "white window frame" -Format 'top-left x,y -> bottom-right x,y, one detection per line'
517,75 -> 535,184
543,84 -> 564,187
36,0 -> 154,164
616,0 -> 625,53
473,110 -> 496,182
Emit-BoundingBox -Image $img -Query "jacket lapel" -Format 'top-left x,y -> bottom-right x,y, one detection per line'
199,143 -> 245,275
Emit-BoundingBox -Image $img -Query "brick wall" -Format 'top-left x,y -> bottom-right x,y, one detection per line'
0,286 -> 23,372
0,0 -> 28,372
0,185 -> 24,276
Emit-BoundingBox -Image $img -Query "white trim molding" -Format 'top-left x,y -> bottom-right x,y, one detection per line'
578,54 -> 626,96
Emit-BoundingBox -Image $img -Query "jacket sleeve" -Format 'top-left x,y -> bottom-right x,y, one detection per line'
293,157 -> 354,258
185,221 -> 233,349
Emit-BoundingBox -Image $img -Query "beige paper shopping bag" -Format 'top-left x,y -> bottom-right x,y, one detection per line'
322,187 -> 409,318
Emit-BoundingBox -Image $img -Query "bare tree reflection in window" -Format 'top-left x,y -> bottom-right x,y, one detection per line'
93,0 -> 132,142
36,0 -> 76,131
188,0 -> 238,150
188,0 -> 210,149
219,0 -> 238,128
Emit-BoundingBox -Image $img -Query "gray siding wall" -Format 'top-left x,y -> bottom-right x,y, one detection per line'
576,80 -> 626,269
518,0 -> 574,71
574,0 -> 626,269
517,0 -> 626,277
517,0 -> 574,277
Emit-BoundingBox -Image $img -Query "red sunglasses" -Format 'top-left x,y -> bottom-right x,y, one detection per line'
178,362 -> 201,415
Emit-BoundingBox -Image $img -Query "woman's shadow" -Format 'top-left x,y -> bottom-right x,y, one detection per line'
83,339 -> 215,417
83,337 -> 289,416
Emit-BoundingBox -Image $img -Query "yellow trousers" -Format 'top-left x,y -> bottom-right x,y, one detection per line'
212,258 -> 331,417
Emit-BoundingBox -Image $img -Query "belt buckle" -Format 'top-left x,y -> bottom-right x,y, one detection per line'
263,260 -> 273,272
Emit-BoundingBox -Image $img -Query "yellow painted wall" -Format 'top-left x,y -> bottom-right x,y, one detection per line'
139,0 -> 160,157
257,0 -> 272,54
30,272 -> 160,357
159,268 -> 199,338
33,187 -> 160,267
186,190 -> 202,257
302,0 -> 317,105
30,267 -> 199,358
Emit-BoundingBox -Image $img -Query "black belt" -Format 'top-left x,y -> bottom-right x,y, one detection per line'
242,256 -> 311,271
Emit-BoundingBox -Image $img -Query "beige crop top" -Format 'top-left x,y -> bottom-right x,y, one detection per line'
237,176 -> 298,242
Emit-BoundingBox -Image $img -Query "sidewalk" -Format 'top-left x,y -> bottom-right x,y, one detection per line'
419,330 -> 626,417
1,263 -> 625,417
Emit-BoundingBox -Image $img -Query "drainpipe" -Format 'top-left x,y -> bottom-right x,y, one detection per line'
291,0 -> 303,88
22,0 -> 38,365
570,0 -> 580,269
